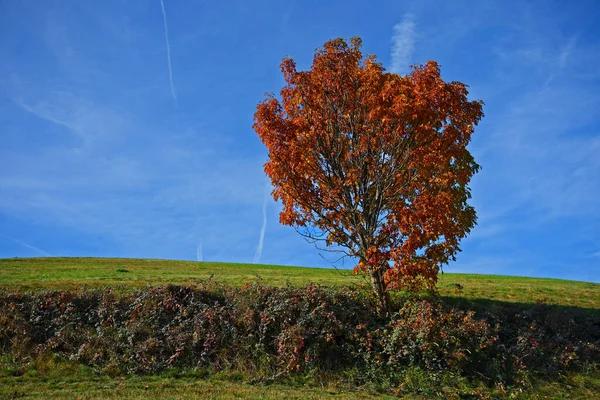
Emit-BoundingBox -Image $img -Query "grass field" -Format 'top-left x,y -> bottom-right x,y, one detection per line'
1,257 -> 599,399
0,371 -> 394,400
2,369 -> 598,399
1,257 -> 598,309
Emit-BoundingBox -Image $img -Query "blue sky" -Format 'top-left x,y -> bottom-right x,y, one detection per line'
1,0 -> 599,283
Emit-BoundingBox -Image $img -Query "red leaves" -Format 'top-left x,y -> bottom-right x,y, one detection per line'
253,37 -> 483,297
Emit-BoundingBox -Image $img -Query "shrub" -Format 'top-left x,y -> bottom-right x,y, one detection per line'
0,283 -> 598,391
381,299 -> 496,374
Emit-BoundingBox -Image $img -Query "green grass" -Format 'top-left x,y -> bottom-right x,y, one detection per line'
0,361 -> 393,399
1,359 -> 597,399
0,376 -> 390,400
0,257 -> 357,289
1,257 -> 598,309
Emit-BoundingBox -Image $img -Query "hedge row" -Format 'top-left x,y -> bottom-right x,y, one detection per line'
1,283 -> 598,387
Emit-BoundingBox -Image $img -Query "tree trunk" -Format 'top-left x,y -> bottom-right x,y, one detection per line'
370,269 -> 391,317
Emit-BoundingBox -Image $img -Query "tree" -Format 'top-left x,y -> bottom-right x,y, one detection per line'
253,37 -> 484,314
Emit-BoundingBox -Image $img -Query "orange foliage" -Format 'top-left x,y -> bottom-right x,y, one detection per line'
253,37 -> 483,303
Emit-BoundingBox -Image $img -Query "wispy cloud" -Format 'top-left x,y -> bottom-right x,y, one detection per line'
11,89 -> 129,149
390,13 -> 416,74
17,99 -> 80,137
159,0 -> 178,107
1,234 -> 52,257
558,35 -> 578,69
477,36 -> 600,220
253,186 -> 268,264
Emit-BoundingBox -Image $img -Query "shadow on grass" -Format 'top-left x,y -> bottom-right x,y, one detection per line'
442,295 -> 600,318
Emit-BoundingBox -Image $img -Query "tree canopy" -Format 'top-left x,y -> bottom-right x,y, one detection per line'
253,37 -> 484,312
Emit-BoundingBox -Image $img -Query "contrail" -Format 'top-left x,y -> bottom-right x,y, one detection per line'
253,187 -> 268,264
159,0 -> 177,106
196,240 -> 203,262
4,235 -> 52,257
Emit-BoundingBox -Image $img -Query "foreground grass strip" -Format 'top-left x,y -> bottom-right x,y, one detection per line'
0,376 -> 392,400
1,370 -> 598,399
1,257 -> 599,309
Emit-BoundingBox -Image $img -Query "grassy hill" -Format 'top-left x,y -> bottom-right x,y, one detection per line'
1,257 -> 598,309
1,257 -> 599,399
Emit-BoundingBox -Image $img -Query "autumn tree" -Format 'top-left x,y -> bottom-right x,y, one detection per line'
253,37 -> 483,314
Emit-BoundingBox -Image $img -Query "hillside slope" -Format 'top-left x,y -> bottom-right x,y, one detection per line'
1,257 -> 598,309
